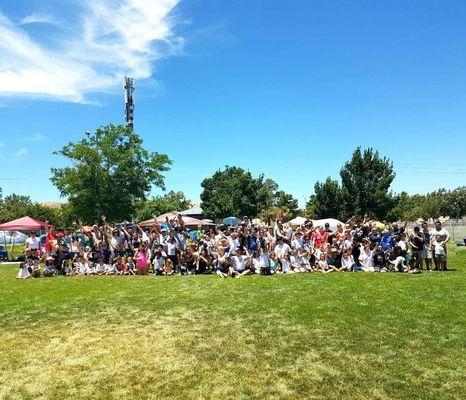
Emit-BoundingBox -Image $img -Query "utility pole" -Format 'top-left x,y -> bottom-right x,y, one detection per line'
124,76 -> 135,131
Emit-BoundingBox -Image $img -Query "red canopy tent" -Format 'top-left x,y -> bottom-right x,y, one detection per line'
0,216 -> 50,261
0,216 -> 49,231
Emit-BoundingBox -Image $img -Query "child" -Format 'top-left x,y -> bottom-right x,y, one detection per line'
432,234 -> 447,271
31,259 -> 41,278
105,260 -> 115,275
96,259 -> 107,276
85,261 -> 96,276
341,249 -> 356,272
125,257 -> 136,275
152,252 -> 164,276
316,253 -> 331,273
16,262 -> 32,279
163,259 -> 174,276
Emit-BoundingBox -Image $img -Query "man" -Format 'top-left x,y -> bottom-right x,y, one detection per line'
24,232 -> 40,253
421,221 -> 432,271
409,226 -> 424,270
430,221 -> 450,270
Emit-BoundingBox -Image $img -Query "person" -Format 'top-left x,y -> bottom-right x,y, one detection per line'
96,259 -> 107,276
341,248 -> 356,272
421,221 -> 433,271
359,240 -> 375,272
230,248 -> 252,277
24,232 -> 40,253
380,230 -> 395,253
409,226 -> 424,270
432,234 -> 447,271
430,221 -> 450,270
16,262 -> 31,279
134,244 -> 149,275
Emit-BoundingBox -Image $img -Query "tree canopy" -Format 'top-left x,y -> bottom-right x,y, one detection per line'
200,166 -> 274,220
340,147 -> 395,219
135,191 -> 192,221
306,178 -> 344,219
50,124 -> 171,224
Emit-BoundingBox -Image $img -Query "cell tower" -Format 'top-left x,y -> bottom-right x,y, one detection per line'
124,76 -> 135,131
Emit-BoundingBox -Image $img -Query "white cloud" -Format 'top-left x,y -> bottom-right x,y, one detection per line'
12,148 -> 28,157
19,13 -> 60,26
0,0 -> 182,103
21,133 -> 45,142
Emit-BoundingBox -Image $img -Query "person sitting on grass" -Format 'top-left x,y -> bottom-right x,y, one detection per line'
163,258 -> 175,276
230,248 -> 252,278
17,262 -> 32,279
43,257 -> 56,277
96,259 -> 107,276
213,254 -> 230,278
341,248 -> 356,272
31,259 -> 41,278
105,259 -> 115,275
372,244 -> 388,273
125,257 -> 136,275
85,261 -> 97,276
315,252 -> 331,273
326,245 -> 344,272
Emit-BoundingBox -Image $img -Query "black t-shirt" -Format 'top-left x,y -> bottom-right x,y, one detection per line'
354,226 -> 369,242
327,253 -> 342,267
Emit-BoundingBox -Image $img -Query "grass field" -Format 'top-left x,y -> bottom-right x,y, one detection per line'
1,248 -> 465,400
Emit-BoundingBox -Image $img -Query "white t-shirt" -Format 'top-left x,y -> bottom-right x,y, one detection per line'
25,237 -> 39,250
430,228 -> 450,243
228,237 -> 240,252
166,242 -> 178,256
274,243 -> 291,259
231,255 -> 247,271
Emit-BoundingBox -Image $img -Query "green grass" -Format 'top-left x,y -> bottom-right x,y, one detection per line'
1,247 -> 465,399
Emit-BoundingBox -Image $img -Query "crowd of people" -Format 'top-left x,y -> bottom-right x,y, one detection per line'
16,213 -> 452,279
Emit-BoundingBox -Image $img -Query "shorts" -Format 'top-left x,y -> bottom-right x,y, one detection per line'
434,254 -> 446,261
422,248 -> 432,259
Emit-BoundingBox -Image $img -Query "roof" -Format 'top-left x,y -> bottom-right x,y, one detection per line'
179,206 -> 203,215
0,216 -> 50,231
139,212 -> 214,228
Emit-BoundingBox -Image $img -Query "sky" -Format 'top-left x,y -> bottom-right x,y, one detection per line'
0,0 -> 465,207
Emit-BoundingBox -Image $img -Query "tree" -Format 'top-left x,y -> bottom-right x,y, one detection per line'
135,191 -> 192,221
200,166 -> 272,220
274,190 -> 299,218
0,194 -> 32,223
0,192 -> 67,226
340,147 -> 395,219
306,178 -> 344,219
50,124 -> 171,224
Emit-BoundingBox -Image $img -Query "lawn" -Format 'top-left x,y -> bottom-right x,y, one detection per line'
0,248 -> 465,400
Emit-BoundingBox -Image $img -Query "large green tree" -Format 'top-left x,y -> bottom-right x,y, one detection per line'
306,177 -> 344,219
200,166 -> 272,220
340,147 -> 395,219
51,124 -> 171,224
135,191 -> 192,221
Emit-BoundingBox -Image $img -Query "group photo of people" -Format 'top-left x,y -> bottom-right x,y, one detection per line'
16,213 -> 451,279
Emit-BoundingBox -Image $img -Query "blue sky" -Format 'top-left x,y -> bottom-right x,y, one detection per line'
0,0 -> 465,207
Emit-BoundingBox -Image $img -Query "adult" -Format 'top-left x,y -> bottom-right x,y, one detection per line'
430,221 -> 450,270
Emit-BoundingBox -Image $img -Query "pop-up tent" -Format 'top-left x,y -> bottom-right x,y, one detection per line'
288,216 -> 308,227
139,212 -> 215,228
0,216 -> 49,231
0,216 -> 50,260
